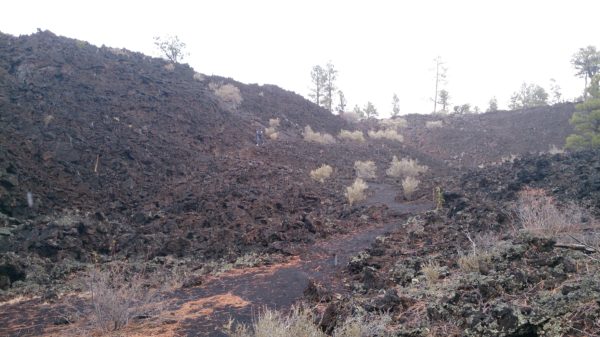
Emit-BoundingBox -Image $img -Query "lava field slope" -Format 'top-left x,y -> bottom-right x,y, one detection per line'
313,150 -> 600,336
0,28 -> 587,316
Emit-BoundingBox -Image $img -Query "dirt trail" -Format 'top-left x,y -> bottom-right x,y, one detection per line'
0,184 -> 433,337
165,183 -> 433,336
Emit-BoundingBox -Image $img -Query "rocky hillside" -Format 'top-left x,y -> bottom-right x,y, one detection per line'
0,30 -> 581,302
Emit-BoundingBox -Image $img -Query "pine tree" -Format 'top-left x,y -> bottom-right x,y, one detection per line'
566,75 -> 600,150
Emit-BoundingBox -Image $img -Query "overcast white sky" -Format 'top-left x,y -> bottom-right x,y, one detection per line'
2,0 -> 599,116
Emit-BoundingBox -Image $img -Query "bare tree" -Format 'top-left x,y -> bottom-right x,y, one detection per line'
432,56 -> 447,113
153,35 -> 187,63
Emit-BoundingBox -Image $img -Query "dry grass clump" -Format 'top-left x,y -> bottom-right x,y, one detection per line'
346,178 -> 368,205
43,114 -> 54,127
264,118 -> 281,140
457,251 -> 492,273
265,127 -> 278,140
516,187 -> 584,238
226,307 -> 391,337
193,72 -> 205,81
163,63 -> 175,71
269,118 -> 280,128
368,129 -> 404,142
333,312 -> 392,337
304,125 -> 336,144
310,164 -> 333,183
354,161 -> 377,179
85,263 -> 163,332
386,156 -> 428,178
426,120 -> 443,128
402,176 -> 420,199
338,129 -> 365,142
548,144 -> 565,155
340,111 -> 361,122
226,306 -> 324,337
210,82 -> 243,110
380,118 -> 408,128
422,260 -> 440,285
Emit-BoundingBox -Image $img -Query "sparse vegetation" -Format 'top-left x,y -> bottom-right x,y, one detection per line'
363,101 -> 378,119
457,251 -> 491,273
264,118 -> 280,140
226,307 -> 391,337
571,46 -> 600,98
225,306 -> 324,337
265,127 -> 278,140
269,118 -> 280,128
338,129 -> 365,142
548,144 -> 565,154
516,187 -> 585,238
153,35 -> 187,63
391,93 -> 400,117
193,72 -> 205,81
565,74 -> 600,150
379,117 -> 407,129
368,129 -> 403,142
210,83 -> 243,110
85,263 -> 163,332
354,160 -> 377,179
487,97 -> 499,112
304,125 -> 336,144
425,120 -> 443,129
346,178 -> 368,205
340,110 -> 361,122
402,176 -> 420,199
386,156 -> 428,178
422,260 -> 440,285
310,164 -> 333,183
509,82 -> 548,109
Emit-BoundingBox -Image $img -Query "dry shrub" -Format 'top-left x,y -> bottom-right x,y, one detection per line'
43,114 -> 54,127
193,72 -> 205,81
426,120 -> 443,128
346,178 -> 368,205
269,118 -> 280,128
265,127 -> 278,140
386,156 -> 428,178
226,307 -> 391,337
210,83 -> 243,110
340,111 -> 361,122
310,164 -> 333,183
354,160 -> 377,179
368,129 -> 404,142
86,263 -> 162,332
548,144 -> 565,155
333,312 -> 392,337
457,251 -> 492,273
338,129 -> 365,142
402,176 -> 420,199
304,125 -> 336,144
516,187 -> 584,237
422,260 -> 439,285
163,63 -> 175,71
225,306 -> 324,337
380,118 -> 408,128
